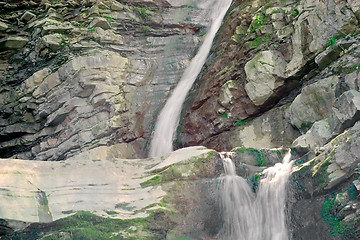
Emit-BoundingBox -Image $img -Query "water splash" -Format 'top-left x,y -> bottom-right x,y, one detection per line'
149,0 -> 232,157
217,150 -> 293,240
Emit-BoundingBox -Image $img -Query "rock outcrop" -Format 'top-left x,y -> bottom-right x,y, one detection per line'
178,0 -> 360,151
0,0 -> 215,160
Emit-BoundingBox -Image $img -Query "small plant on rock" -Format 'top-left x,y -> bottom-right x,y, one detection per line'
355,167 -> 360,179
134,7 -> 150,22
327,36 -> 336,48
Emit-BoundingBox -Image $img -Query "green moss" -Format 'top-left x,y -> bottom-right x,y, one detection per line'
140,175 -> 162,188
5,209 -> 181,240
290,9 -> 299,17
249,173 -> 263,191
233,119 -> 249,126
6,211 -> 148,240
235,147 -> 267,167
321,198 -> 355,238
251,37 -> 263,47
315,165 -> 330,192
219,113 -> 228,118
347,184 -> 358,200
105,210 -> 118,216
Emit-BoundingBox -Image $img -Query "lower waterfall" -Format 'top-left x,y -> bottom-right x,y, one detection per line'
217,150 -> 293,240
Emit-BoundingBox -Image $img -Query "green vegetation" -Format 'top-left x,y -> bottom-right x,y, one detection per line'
141,26 -> 151,32
4,210 -> 177,240
105,210 -> 118,215
4,211 -> 145,240
233,119 -> 249,126
104,15 -> 113,27
347,184 -> 358,200
249,12 -> 268,33
321,197 -> 354,238
140,175 -> 162,188
234,147 -> 268,167
346,64 -> 360,74
251,37 -> 263,47
134,7 -> 150,22
88,27 -> 95,32
290,9 -> 299,17
59,39 -> 68,46
220,113 -> 228,118
249,173 -> 263,191
327,36 -> 336,48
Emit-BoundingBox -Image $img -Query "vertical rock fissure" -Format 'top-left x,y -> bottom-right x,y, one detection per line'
149,0 -> 233,157
217,150 -> 293,240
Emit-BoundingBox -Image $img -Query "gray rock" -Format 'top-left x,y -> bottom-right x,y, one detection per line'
286,0 -> 358,76
0,36 -> 29,49
40,33 -> 63,51
244,50 -> 287,106
292,119 -> 332,153
0,21 -> 9,31
315,38 -> 358,70
203,105 -> 300,151
306,0 -> 358,54
218,80 -> 238,109
343,71 -> 360,92
89,17 -> 112,30
42,19 -> 73,34
92,28 -> 123,44
110,1 -> 124,11
347,0 -> 360,20
20,11 -> 36,22
329,90 -> 360,135
290,75 -> 339,131
0,146 -> 219,225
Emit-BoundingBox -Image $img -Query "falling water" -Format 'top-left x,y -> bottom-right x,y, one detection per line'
149,0 -> 232,157
217,150 -> 293,240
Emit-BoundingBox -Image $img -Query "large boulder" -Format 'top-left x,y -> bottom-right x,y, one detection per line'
289,76 -> 339,132
292,119 -> 332,153
202,105 -> 300,152
0,36 -> 29,50
244,50 -> 287,106
329,90 -> 360,135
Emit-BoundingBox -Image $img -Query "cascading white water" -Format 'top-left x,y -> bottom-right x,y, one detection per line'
217,150 -> 293,240
149,0 -> 232,157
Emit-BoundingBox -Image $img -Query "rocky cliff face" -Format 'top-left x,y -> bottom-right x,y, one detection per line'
0,0 -> 215,160
178,0 -> 360,151
1,0 -> 360,239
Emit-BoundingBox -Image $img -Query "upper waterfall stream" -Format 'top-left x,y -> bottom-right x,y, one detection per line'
149,0 -> 232,157
217,150 -> 293,240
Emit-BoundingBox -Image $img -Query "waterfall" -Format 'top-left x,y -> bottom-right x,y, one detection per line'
217,150 -> 293,240
149,0 -> 233,157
